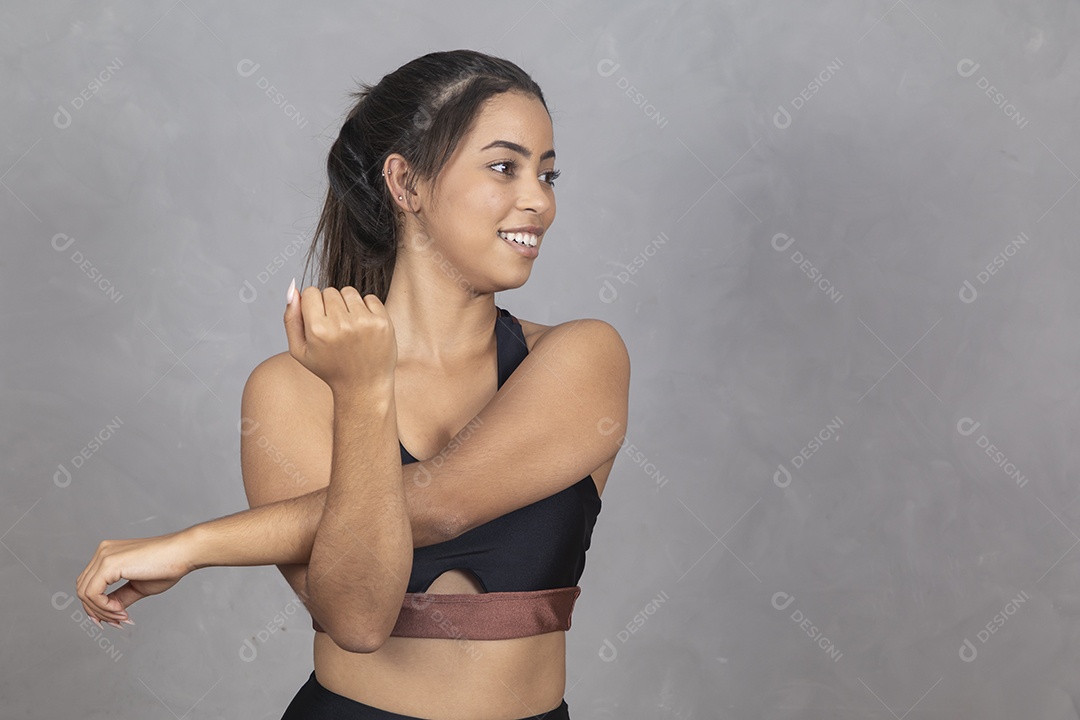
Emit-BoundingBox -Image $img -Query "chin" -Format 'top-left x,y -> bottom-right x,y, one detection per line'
477,270 -> 532,295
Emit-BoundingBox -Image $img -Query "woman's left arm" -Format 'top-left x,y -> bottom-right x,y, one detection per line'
285,286 -> 411,654
432,317 -> 630,539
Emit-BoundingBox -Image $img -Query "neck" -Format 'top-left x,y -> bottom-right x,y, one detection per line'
384,261 -> 500,368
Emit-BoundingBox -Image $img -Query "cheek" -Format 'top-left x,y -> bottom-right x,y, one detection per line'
455,187 -> 507,234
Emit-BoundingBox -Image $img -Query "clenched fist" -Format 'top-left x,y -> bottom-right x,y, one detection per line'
283,279 -> 397,395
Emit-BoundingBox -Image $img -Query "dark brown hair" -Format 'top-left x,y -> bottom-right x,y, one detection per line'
299,49 -> 548,301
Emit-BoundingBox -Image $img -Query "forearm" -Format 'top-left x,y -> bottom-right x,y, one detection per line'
186,489 -> 326,569
186,461 -> 449,572
305,386 -> 410,649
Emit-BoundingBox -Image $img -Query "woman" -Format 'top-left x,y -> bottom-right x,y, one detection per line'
76,49 -> 630,719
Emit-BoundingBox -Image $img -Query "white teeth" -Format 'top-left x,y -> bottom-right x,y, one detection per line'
498,231 -> 538,247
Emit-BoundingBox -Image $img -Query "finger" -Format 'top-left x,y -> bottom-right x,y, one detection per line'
77,545 -> 115,616
299,285 -> 326,335
361,292 -> 388,319
76,546 -> 129,622
283,282 -> 306,360
108,582 -> 146,614
80,601 -> 110,628
76,558 -> 90,591
79,582 -> 126,623
321,287 -> 347,319
85,561 -> 129,618
339,286 -> 364,313
76,550 -> 105,613
76,543 -> 106,590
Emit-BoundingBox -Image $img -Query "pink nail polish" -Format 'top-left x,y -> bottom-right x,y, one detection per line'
122,618 -> 135,625
286,277 -> 296,305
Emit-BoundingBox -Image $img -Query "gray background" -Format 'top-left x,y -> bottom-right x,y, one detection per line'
4,0 -> 1078,718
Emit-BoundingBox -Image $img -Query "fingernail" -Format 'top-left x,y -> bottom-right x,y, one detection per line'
107,620 -> 123,629
286,277 -> 296,305
122,618 -> 135,625
91,616 -> 102,628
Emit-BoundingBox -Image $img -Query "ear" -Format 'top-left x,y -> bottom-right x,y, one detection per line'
382,154 -> 421,213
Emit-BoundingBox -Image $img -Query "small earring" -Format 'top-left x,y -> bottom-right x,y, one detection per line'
398,195 -> 403,200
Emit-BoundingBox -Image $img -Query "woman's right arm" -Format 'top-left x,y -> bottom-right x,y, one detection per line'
75,352 -> 452,627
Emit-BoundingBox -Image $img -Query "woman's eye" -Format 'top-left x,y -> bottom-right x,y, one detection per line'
490,161 -> 560,188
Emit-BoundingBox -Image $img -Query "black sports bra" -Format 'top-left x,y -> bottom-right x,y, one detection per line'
405,306 -> 602,594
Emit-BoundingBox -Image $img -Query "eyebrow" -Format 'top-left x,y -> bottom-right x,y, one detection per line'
480,139 -> 556,162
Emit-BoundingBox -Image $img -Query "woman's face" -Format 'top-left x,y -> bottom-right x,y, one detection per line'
408,91 -> 558,294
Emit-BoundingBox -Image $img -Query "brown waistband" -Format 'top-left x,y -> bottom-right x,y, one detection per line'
311,586 -> 581,641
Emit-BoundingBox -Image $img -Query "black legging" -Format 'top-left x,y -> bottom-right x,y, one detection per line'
281,670 -> 571,720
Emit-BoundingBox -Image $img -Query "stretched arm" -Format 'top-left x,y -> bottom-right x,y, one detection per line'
77,318 -> 628,633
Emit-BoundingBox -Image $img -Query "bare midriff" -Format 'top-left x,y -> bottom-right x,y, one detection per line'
312,569 -> 568,720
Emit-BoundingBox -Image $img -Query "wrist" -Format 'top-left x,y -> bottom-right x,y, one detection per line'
178,523 -> 210,571
331,380 -> 396,412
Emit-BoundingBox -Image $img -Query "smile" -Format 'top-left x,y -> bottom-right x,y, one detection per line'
497,230 -> 538,247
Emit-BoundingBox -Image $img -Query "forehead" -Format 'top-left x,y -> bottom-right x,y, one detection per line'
462,92 -> 553,151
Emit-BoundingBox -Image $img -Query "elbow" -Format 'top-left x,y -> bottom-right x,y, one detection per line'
307,584 -> 395,654
331,627 -> 387,654
436,508 -> 467,543
317,612 -> 391,654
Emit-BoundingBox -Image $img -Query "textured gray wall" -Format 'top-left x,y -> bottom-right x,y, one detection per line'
5,0 -> 1078,717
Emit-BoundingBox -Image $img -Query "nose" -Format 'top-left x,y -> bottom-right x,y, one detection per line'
516,173 -> 554,215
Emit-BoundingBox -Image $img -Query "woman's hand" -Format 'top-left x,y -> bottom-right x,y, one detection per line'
75,530 -> 198,627
283,279 -> 397,396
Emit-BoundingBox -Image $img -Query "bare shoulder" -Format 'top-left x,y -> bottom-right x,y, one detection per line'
514,316 -> 553,350
239,351 -> 337,507
241,351 -> 334,437
517,315 -> 630,372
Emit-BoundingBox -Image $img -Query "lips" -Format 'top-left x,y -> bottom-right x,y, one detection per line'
498,231 -> 539,258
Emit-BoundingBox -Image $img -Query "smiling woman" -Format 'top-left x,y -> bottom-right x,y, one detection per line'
75,48 -> 630,720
